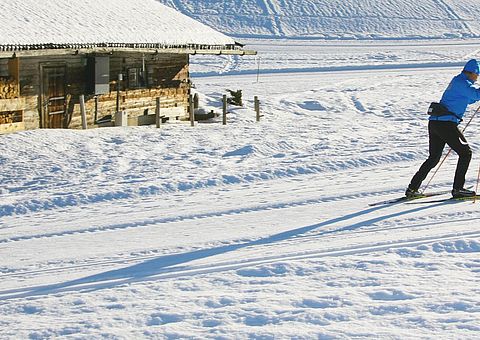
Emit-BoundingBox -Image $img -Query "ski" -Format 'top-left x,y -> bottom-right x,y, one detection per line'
406,195 -> 480,204
369,190 -> 449,207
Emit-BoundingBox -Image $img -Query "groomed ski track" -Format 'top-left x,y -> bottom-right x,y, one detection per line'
1,161 -> 479,300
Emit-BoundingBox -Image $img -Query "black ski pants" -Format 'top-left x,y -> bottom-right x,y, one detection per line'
409,120 -> 472,190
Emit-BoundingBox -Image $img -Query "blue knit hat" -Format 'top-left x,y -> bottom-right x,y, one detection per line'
463,59 -> 480,74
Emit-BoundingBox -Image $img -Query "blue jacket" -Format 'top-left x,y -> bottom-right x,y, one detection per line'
431,73 -> 480,124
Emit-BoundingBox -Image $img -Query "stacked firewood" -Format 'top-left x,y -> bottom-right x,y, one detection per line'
0,77 -> 19,99
0,111 -> 21,124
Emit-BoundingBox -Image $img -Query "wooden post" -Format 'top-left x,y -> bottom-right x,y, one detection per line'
193,93 -> 199,109
189,94 -> 194,127
155,97 -> 161,128
255,96 -> 260,122
7,57 -> 19,96
79,95 -> 87,129
94,96 -> 98,123
222,94 -> 227,125
116,73 -> 122,113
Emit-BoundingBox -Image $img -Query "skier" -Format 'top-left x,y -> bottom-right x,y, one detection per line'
406,59 -> 480,199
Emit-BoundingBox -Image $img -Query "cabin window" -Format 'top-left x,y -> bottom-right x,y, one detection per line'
148,65 -> 184,88
127,68 -> 146,89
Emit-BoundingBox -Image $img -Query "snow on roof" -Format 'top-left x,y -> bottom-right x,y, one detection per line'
0,0 -> 235,49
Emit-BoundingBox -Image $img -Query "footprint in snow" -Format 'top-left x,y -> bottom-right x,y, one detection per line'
368,289 -> 416,301
369,305 -> 413,315
146,313 -> 183,326
223,145 -> 255,158
298,100 -> 327,111
236,264 -> 289,277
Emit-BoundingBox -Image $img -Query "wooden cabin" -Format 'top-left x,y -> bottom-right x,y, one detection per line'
0,0 -> 255,134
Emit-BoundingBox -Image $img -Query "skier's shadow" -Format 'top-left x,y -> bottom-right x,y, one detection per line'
0,200 -> 448,300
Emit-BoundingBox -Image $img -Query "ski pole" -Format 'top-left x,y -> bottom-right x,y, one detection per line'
421,149 -> 451,194
474,163 -> 480,203
421,104 -> 480,193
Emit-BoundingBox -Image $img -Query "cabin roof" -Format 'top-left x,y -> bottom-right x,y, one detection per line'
0,0 -> 249,54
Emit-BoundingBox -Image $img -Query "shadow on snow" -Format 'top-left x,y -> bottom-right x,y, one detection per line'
0,201 -> 447,301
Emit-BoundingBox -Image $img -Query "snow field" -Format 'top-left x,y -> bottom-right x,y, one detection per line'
0,39 -> 480,338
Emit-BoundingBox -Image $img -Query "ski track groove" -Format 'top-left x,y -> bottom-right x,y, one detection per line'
0,185 -> 448,244
2,206 -> 478,281
1,228 -> 480,301
0,192 -> 377,242
435,0 -> 473,34
260,213 -> 480,249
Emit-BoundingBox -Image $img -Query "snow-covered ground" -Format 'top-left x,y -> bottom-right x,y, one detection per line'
1,39 -> 480,338
191,38 -> 480,76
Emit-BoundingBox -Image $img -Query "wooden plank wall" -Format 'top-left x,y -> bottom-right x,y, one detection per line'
0,59 -> 8,76
2,52 -> 190,131
80,53 -> 190,128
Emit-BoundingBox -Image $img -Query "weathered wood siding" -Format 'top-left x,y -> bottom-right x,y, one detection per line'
0,52 -> 190,133
0,60 -> 7,75
86,53 -> 190,128
0,58 -> 25,132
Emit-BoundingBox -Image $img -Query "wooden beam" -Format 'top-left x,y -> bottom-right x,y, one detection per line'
0,48 -> 256,59
7,57 -> 19,81
0,98 -> 25,111
0,121 -> 25,134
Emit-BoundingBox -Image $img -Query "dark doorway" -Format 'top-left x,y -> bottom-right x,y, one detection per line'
41,65 -> 67,128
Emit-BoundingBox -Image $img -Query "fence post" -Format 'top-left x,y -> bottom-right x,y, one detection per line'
223,94 -> 227,125
189,94 -> 195,127
254,96 -> 260,122
193,93 -> 199,109
94,96 -> 98,123
116,73 -> 122,113
155,97 -> 161,128
79,94 -> 87,129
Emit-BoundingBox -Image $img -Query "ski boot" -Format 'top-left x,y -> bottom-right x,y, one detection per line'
405,186 -> 422,198
451,188 -> 476,199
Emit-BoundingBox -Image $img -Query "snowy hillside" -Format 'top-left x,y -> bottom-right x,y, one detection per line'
157,0 -> 480,39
